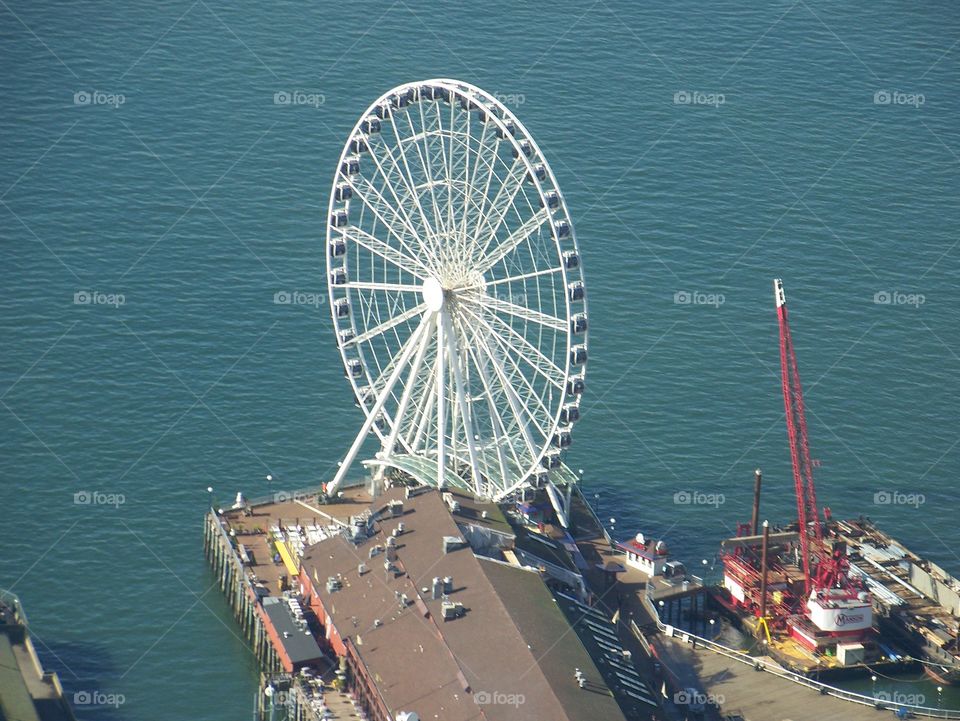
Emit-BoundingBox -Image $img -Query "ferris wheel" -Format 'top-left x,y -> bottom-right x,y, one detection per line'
324,79 -> 588,503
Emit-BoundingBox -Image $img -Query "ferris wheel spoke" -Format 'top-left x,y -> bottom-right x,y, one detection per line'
466,130 -> 504,256
482,330 -> 557,430
472,159 -> 527,262
379,317 -> 434,462
463,306 -> 555,416
327,312 -> 433,495
486,266 -> 563,286
435,310 -> 447,483
407,105 -> 448,272
444,311 -> 483,495
346,302 -> 427,347
455,315 -> 520,483
350,177 -> 435,273
343,226 -> 429,280
368,318 -> 432,399
477,293 -> 566,333
481,311 -> 566,389
407,345 -> 438,453
458,305 -> 562,418
370,128 -> 444,268
476,331 -> 541,461
367,115 -> 438,232
345,281 -> 423,293
436,100 -> 456,240
479,207 -> 551,273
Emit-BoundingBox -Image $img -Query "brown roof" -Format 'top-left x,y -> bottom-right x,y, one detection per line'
301,487 -> 631,721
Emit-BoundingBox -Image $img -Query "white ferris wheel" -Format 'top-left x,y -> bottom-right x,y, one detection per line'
324,79 -> 588,503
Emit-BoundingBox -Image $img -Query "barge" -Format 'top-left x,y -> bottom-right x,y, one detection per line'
836,516 -> 960,684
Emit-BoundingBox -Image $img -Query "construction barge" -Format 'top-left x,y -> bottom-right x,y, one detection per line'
711,510 -> 956,681
708,280 -> 960,688
837,517 -> 960,684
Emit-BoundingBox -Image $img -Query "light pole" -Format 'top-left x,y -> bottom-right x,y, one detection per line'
938,685 -> 943,710
871,675 -> 877,698
708,618 -> 715,639
207,486 -> 213,512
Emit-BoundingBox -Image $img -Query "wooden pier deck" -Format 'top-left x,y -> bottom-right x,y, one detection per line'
655,634 -> 901,721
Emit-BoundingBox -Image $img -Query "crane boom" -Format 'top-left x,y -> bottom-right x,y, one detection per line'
774,279 -> 822,597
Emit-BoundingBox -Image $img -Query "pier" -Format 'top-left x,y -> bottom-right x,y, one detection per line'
202,489 -> 369,720
556,493 -> 960,721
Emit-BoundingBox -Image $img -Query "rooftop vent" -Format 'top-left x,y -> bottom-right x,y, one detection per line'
404,485 -> 431,500
441,601 -> 465,621
442,536 -> 466,554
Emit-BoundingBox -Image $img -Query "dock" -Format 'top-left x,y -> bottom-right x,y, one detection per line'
202,486 -> 371,720
654,635 -> 882,721
0,591 -> 76,721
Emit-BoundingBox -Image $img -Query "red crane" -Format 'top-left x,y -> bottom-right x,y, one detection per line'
774,279 -> 823,598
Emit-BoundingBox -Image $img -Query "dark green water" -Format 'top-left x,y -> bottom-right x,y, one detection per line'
2,1 -> 959,718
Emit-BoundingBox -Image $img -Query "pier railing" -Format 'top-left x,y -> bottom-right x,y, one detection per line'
639,582 -> 960,719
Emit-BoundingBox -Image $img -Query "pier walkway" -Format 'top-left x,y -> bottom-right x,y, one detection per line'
655,635 -> 881,721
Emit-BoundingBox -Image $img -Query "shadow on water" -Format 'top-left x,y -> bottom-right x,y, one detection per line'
35,639 -> 133,721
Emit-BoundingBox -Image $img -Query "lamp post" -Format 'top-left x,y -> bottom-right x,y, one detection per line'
871,675 -> 877,697
938,685 -> 943,710
207,486 -> 213,512
709,618 -> 715,639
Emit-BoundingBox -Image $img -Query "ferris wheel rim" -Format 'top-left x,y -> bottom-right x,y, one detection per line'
324,79 -> 588,500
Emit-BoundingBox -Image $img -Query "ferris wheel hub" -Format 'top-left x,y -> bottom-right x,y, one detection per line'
422,276 -> 445,312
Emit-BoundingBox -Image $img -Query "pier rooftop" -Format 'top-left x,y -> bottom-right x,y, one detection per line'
215,484 -> 656,721
299,486 -> 635,721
